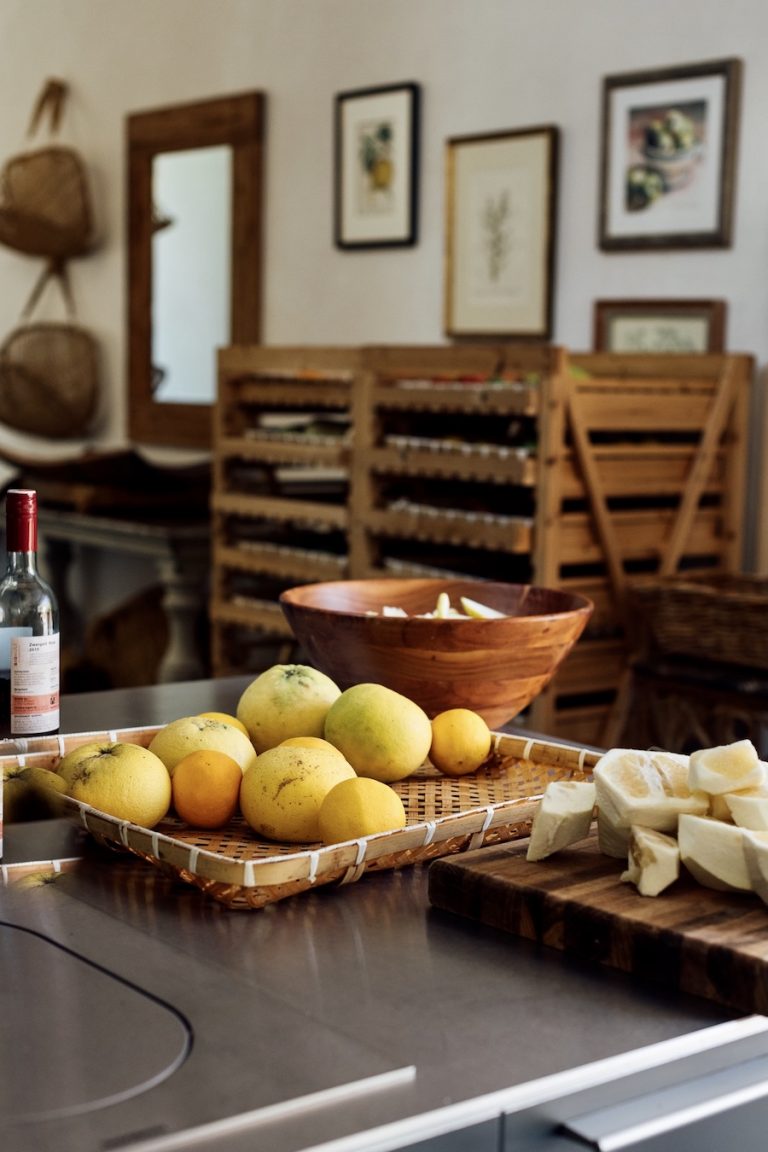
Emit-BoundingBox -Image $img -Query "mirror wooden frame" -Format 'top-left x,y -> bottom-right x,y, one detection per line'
127,91 -> 265,449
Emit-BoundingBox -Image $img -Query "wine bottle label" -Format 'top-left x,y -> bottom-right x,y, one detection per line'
10,633 -> 60,734
0,625 -> 32,673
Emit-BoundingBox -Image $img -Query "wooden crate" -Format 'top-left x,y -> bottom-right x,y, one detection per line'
529,351 -> 754,746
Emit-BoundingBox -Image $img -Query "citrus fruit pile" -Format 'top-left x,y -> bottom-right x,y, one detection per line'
44,663 -> 494,847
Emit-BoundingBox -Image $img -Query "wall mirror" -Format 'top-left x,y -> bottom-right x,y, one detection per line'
128,91 -> 265,449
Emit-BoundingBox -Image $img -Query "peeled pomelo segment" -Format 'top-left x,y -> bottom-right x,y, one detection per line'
597,805 -> 631,859
621,826 -> 680,897
526,780 -> 596,861
742,831 -> 768,903
688,739 -> 764,796
434,592 -> 452,618
593,747 -> 706,834
459,595 -> 505,620
722,788 -> 768,830
677,813 -> 751,892
709,793 -> 734,822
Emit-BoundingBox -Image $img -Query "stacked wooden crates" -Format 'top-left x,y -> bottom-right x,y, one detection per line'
211,344 -> 753,747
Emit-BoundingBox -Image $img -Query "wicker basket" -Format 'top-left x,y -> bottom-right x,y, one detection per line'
0,724 -> 599,910
629,575 -> 768,671
0,146 -> 94,259
0,321 -> 99,437
0,79 -> 95,261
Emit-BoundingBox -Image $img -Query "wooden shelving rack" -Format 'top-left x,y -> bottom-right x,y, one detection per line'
348,343 -> 565,581
211,346 -> 360,675
211,344 -> 753,747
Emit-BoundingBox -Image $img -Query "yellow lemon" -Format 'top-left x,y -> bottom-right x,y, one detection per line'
429,708 -> 492,777
197,711 -> 250,738
318,777 -> 406,844
324,683 -> 431,783
172,749 -> 243,829
67,742 -> 172,828
240,744 -> 354,843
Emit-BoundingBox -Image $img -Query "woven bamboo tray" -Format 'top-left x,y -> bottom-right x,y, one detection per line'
0,726 -> 599,910
630,574 -> 768,671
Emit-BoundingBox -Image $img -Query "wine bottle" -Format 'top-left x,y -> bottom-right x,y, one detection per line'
0,489 -> 60,740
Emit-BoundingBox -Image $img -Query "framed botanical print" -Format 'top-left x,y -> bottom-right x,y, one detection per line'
599,58 -> 742,250
594,299 -> 726,353
444,125 -> 559,339
334,81 -> 420,249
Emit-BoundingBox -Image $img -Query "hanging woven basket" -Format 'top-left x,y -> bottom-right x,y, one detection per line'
0,321 -> 99,438
0,79 -> 96,260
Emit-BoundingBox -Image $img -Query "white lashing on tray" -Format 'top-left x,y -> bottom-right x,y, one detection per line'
468,805 -> 496,851
340,839 -> 368,886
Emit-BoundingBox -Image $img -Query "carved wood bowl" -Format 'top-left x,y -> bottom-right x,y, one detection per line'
279,578 -> 593,729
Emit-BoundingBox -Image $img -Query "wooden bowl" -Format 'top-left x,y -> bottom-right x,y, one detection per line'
279,578 -> 593,729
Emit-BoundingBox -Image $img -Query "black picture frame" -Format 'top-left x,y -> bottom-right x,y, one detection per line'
334,81 -> 420,249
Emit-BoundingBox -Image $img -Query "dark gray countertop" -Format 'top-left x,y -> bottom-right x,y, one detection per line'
0,678 -> 746,1152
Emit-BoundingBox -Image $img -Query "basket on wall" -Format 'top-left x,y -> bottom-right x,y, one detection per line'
0,79 -> 96,260
0,78 -> 101,439
0,319 -> 99,438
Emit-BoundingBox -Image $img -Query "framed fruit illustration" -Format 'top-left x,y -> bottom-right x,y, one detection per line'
599,58 -> 742,250
334,81 -> 420,249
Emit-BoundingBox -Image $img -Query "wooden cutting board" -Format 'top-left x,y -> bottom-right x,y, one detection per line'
427,832 -> 768,1014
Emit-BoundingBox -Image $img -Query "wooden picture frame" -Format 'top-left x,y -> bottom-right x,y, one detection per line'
127,91 -> 265,449
444,125 -> 559,339
599,58 -> 742,250
334,82 -> 420,249
593,299 -> 727,353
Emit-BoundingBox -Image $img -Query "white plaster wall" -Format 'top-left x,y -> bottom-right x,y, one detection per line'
0,0 -> 766,588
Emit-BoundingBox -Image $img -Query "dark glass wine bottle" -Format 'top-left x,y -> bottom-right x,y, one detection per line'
0,489 -> 60,740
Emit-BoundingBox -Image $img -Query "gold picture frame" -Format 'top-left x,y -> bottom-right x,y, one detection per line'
444,125 -> 559,339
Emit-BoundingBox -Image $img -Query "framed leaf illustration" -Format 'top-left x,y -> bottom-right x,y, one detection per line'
444,125 -> 559,339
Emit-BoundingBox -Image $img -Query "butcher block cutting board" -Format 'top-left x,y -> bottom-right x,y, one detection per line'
428,831 -> 768,1014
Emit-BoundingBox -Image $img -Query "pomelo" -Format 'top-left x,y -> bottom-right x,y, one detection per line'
236,664 -> 341,753
240,743 -> 354,842
324,683 -> 431,783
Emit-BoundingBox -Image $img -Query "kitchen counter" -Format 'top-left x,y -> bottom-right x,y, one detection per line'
1,678 -> 763,1152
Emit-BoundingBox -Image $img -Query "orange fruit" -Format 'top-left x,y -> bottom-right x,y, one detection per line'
172,748 -> 243,828
197,711 -> 250,738
429,708 -> 492,777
